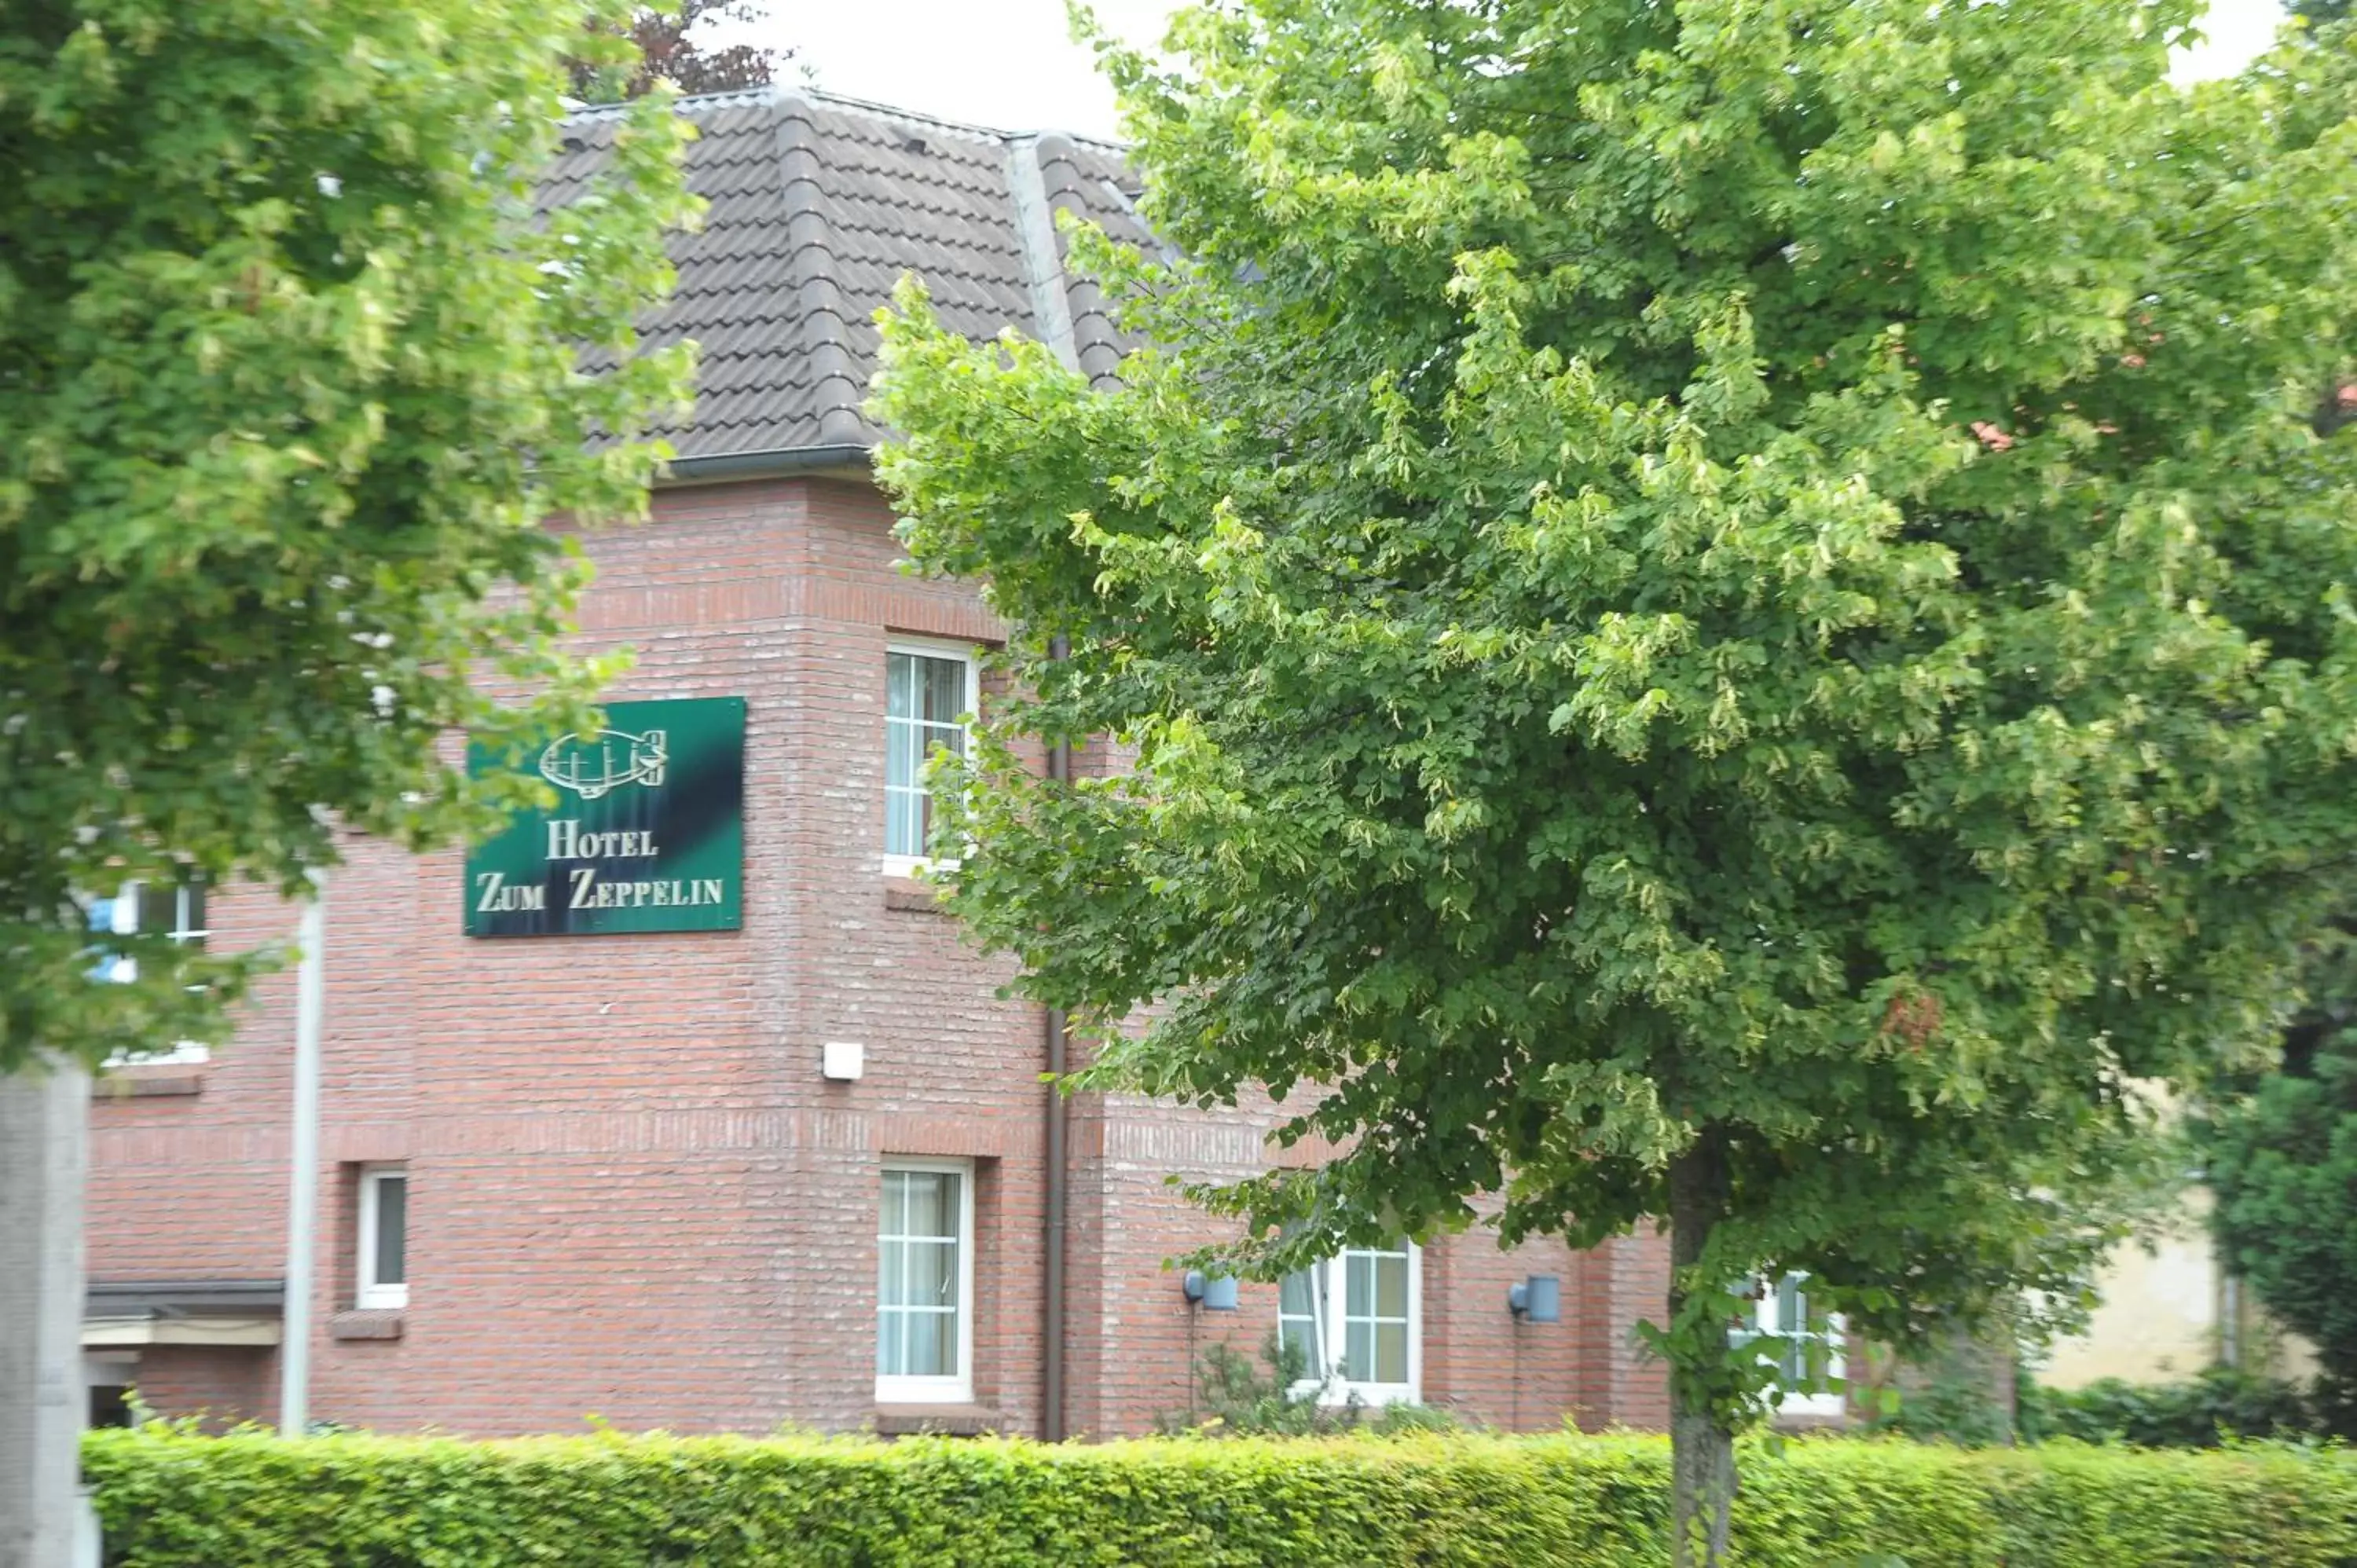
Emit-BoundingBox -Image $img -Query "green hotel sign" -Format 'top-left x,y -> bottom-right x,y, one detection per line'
464,697 -> 745,936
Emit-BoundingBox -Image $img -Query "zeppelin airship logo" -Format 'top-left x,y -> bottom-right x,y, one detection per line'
538,727 -> 668,800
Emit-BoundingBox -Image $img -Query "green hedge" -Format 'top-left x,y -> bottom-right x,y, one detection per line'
83,1427 -> 2357,1567
2018,1369 -> 2321,1447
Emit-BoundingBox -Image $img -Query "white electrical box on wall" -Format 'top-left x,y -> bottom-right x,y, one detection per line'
821,1041 -> 864,1081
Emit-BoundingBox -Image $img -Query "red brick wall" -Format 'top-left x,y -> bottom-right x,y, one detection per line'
85,474 -> 1674,1439
1424,1224 -> 1593,1431
1056,1101 -> 1673,1437
128,1347 -> 277,1432
1576,1231 -> 1675,1431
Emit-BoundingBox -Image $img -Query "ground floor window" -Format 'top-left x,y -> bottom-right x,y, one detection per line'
1277,1240 -> 1420,1405
88,1383 -> 133,1428
84,1354 -> 138,1429
876,1160 -> 973,1402
1736,1273 -> 1845,1416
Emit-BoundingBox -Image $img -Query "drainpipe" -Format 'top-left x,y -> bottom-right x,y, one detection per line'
278,872 -> 327,1437
1006,134 -> 1083,1442
1043,1006 -> 1068,1439
1043,635 -> 1072,1441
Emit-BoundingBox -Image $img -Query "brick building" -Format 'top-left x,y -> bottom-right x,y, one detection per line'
80,87 -> 1674,1441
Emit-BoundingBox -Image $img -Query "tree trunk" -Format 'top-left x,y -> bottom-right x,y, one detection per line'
1669,1128 -> 1736,1568
0,1056 -> 90,1568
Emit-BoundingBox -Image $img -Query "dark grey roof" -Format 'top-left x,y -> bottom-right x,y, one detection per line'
550,88 -> 1149,467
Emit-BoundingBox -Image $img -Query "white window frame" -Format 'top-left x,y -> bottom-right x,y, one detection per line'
1278,1240 -> 1422,1406
356,1164 -> 409,1310
1739,1273 -> 1846,1417
94,878 -> 211,1067
874,1156 -> 976,1404
882,638 -> 980,878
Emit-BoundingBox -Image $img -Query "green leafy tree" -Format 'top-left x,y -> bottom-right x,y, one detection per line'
2295,2 -> 2352,29
874,0 -> 2357,1556
0,2 -> 696,1072
2205,919 -> 2357,1431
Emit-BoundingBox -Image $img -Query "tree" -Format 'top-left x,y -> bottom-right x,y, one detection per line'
0,3 -> 692,1558
871,2 -> 2357,1559
2,0 -> 693,1071
2205,918 -> 2357,1431
2295,2 -> 2352,29
568,0 -> 784,103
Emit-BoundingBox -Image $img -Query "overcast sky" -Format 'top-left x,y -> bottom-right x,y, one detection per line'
749,0 -> 2296,141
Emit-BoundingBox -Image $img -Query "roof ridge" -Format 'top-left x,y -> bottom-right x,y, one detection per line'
802,87 -> 1021,143
563,83 -> 1130,156
1034,140 -> 1129,391
1005,141 -> 1080,373
561,83 -> 779,123
795,86 -> 1131,156
772,91 -> 870,448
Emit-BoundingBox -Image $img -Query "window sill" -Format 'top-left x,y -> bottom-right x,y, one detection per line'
328,1310 -> 405,1343
1296,1384 -> 1420,1409
1770,1405 -> 1849,1429
95,1064 -> 204,1099
883,877 -> 945,914
872,1403 -> 1000,1437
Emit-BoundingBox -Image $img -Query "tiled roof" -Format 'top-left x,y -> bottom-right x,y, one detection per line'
550,88 -> 1149,464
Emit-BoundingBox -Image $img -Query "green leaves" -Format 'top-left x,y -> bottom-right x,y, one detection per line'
875,0 -> 2357,1439
0,2 -> 694,1069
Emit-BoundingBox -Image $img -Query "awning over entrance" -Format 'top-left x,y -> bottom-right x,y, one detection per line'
82,1278 -> 284,1349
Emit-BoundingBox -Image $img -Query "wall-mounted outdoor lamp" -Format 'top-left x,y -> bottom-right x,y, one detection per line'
1182,1269 -> 1240,1311
1508,1274 -> 1561,1324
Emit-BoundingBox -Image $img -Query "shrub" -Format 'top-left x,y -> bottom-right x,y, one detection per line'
1866,1368 -> 2016,1449
1161,1335 -> 1466,1437
2202,923 -> 2357,1435
84,1427 -> 2357,1567
2018,1368 -> 2319,1448
1857,1332 -> 2020,1449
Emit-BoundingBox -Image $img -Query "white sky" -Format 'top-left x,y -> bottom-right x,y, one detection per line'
743,0 -> 2295,142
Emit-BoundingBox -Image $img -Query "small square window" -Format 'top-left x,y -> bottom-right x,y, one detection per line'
136,880 -> 207,948
884,642 -> 977,876
876,1160 -> 973,1402
357,1165 -> 409,1310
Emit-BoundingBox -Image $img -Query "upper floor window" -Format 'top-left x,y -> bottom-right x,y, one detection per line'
1277,1240 -> 1420,1405
357,1164 -> 409,1310
91,875 -> 211,1065
87,877 -> 208,982
1736,1273 -> 1846,1417
884,641 -> 977,874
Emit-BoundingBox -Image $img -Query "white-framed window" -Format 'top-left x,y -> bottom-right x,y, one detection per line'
876,1158 -> 974,1403
1736,1273 -> 1846,1416
1277,1240 -> 1421,1405
357,1164 -> 409,1310
91,877 -> 211,1066
883,639 -> 978,876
